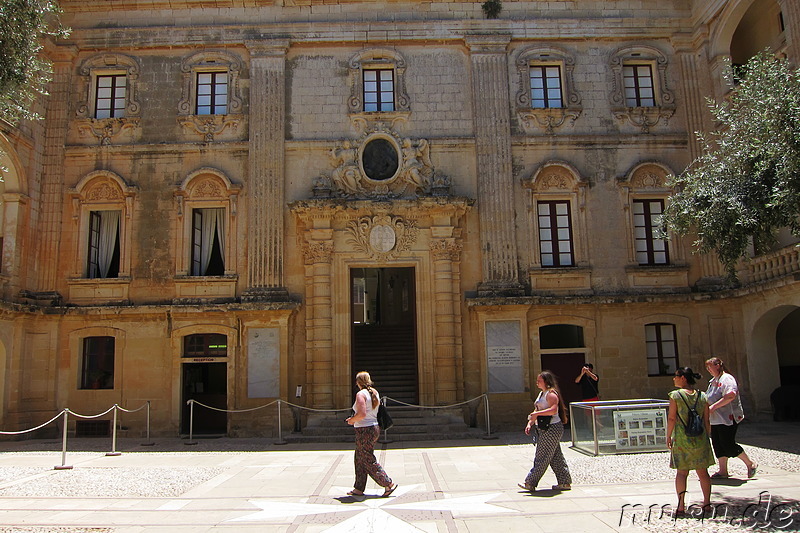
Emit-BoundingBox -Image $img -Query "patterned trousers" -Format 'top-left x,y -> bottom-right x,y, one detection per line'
354,425 -> 393,492
525,422 -> 572,488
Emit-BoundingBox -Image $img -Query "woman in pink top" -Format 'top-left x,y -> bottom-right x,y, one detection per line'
345,371 -> 398,497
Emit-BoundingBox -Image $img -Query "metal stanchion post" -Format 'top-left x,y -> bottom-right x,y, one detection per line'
141,400 -> 155,446
482,395 -> 497,440
54,409 -> 73,470
106,405 -> 122,456
275,400 -> 287,445
185,400 -> 197,445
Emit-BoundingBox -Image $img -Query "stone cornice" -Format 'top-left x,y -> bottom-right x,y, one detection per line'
57,20 -> 693,50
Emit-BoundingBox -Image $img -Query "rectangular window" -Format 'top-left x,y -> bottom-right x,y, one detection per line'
529,65 -> 563,108
645,323 -> 679,376
623,64 -> 655,107
80,336 -> 115,389
363,69 -> 394,112
537,201 -> 574,267
95,74 -> 126,119
184,333 -> 228,357
191,208 -> 225,276
196,71 -> 228,115
633,200 -> 669,265
86,210 -> 120,279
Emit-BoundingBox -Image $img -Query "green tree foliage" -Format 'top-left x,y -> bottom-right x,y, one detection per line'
663,52 -> 800,278
0,0 -> 66,125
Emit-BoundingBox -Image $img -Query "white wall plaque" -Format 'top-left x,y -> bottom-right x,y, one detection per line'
247,327 -> 280,398
486,321 -> 524,393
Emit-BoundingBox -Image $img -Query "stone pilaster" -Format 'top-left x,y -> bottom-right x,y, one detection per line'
430,236 -> 465,404
674,35 -> 708,161
780,0 -> 800,63
243,40 -> 290,301
32,45 -> 76,300
466,35 -> 524,297
302,236 -> 335,408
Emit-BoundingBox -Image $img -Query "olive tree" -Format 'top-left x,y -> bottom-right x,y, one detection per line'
663,52 -> 800,279
0,0 -> 66,125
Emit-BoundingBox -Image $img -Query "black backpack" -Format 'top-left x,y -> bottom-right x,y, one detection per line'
677,392 -> 704,437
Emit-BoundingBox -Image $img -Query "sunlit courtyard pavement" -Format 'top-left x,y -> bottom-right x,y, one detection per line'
0,421 -> 798,532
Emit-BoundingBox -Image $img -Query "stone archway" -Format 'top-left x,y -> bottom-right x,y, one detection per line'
748,305 -> 798,415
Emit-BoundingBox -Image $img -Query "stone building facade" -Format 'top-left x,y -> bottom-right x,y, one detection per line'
0,0 -> 798,436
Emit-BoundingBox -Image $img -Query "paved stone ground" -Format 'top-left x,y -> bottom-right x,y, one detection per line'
0,421 -> 797,532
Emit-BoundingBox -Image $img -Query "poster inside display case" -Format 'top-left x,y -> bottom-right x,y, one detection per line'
613,408 -> 667,451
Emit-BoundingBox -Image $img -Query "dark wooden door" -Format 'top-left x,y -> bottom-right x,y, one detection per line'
540,353 -> 585,406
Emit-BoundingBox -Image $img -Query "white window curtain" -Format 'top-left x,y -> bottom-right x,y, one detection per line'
98,211 -> 120,278
199,208 -> 225,275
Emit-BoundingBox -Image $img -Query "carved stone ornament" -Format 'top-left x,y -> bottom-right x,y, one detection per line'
631,170 -> 666,189
191,178 -> 225,199
303,241 -> 334,265
85,182 -> 123,201
429,239 -> 463,261
346,214 -> 419,260
533,168 -> 574,192
76,117 -> 141,145
325,125 -> 438,199
179,114 -> 243,142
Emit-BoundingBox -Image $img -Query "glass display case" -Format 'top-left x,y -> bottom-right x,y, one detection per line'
570,399 -> 670,456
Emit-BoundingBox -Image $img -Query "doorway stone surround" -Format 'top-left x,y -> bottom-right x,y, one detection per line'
291,196 -> 472,410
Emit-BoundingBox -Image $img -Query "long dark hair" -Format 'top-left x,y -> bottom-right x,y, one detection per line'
539,370 -> 568,423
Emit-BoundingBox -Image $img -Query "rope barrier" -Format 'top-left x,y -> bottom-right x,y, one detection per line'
0,411 -> 64,436
382,395 -> 486,410
66,405 -> 116,419
185,399 -> 279,414
0,402 -> 153,468
185,394 -> 493,443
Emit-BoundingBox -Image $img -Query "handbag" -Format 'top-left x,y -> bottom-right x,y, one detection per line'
536,415 -> 552,430
377,403 -> 394,430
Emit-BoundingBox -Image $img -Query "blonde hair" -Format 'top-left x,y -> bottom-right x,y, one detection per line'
355,371 -> 379,409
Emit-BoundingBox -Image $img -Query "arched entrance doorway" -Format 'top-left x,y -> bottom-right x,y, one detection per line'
748,305 -> 798,416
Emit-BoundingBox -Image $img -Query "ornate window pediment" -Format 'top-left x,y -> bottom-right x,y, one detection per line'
69,170 -> 138,280
177,50 -> 245,142
313,125 -> 450,200
74,53 -> 142,145
348,49 -> 411,132
523,161 -> 589,270
619,162 -> 684,268
515,46 -> 582,135
174,168 -> 240,278
610,45 -> 676,133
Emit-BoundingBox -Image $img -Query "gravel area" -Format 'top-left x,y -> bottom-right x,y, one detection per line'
0,466 -> 225,498
0,529 -> 112,533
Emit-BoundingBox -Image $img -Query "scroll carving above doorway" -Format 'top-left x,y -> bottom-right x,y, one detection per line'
313,124 -> 450,200
345,214 -> 419,261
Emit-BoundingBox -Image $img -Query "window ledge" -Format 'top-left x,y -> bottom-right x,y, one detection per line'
173,275 -> 238,300
518,107 -> 582,135
529,266 -> 592,294
66,277 -> 131,304
626,264 -> 689,291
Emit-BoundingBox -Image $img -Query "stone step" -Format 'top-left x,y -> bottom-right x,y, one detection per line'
294,406 -> 480,442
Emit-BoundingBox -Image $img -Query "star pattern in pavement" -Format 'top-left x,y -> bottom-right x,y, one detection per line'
229,484 -> 518,530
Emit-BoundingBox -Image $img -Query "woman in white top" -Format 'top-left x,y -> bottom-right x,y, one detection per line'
519,371 -> 572,492
345,371 -> 398,497
705,357 -> 757,479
